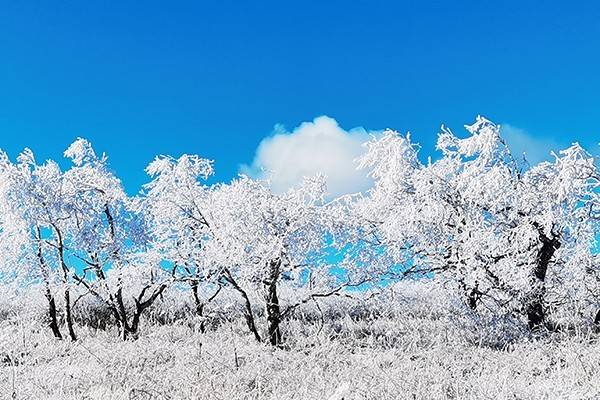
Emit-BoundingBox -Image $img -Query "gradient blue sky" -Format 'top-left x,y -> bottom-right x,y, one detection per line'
2,1 -> 599,193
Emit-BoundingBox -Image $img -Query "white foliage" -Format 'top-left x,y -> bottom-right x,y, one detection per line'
357,116 -> 600,323
0,115 -> 598,350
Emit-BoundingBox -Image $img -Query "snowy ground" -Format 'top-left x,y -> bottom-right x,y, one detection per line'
2,295 -> 600,400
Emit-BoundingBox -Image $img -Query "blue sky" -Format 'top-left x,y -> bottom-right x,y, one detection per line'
1,1 -> 600,194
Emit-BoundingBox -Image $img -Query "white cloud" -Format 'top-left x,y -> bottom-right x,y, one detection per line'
242,116 -> 377,198
500,124 -> 565,165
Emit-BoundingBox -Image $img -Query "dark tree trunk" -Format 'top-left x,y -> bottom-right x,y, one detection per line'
594,309 -> 600,325
51,224 -> 77,341
129,307 -> 142,339
467,288 -> 478,310
63,288 -> 77,341
36,226 -> 62,339
119,319 -> 138,340
223,270 -> 262,342
265,280 -> 282,346
115,288 -> 132,340
45,287 -> 62,339
190,280 -> 207,333
115,283 -> 168,340
526,227 -> 560,329
190,280 -> 222,334
463,280 -> 480,311
265,259 -> 282,346
241,291 -> 262,343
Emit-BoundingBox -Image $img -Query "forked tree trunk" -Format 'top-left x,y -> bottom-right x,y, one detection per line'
265,259 -> 282,346
75,266 -> 167,340
190,280 -> 222,334
526,229 -> 560,329
51,224 -> 77,341
115,283 -> 168,340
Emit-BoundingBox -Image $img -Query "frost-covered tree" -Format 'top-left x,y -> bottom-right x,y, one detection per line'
142,154 -> 222,332
0,147 -> 82,339
206,175 -> 342,346
60,139 -> 171,340
357,116 -> 600,328
0,153 -> 63,336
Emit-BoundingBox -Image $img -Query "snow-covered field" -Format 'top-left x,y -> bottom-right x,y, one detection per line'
2,288 -> 600,400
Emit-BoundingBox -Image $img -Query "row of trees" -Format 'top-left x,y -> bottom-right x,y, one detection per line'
0,117 -> 598,345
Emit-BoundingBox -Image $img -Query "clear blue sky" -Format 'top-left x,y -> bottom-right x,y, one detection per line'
2,1 -> 600,192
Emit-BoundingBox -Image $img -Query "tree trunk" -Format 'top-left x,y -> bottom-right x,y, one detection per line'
116,307 -> 140,340
526,229 -> 560,329
190,280 -> 223,333
64,288 -> 77,341
114,288 -> 132,339
119,318 -> 140,340
265,259 -> 282,346
242,291 -> 262,343
467,288 -> 478,310
223,270 -> 262,342
115,283 -> 167,340
129,307 -> 142,339
190,281 -> 207,333
44,287 -> 62,339
462,280 -> 480,311
36,226 -> 62,339
51,224 -> 77,341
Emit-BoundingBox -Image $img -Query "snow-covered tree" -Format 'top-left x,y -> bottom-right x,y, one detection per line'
142,154 -> 222,332
357,116 -> 600,328
60,139 -> 172,340
0,147 -> 82,339
206,175 -> 345,346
